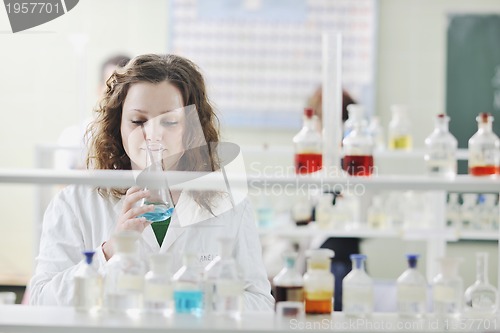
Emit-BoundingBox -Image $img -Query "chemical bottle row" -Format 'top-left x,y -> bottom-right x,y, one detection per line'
446,193 -> 500,231
293,106 -> 500,177
73,231 -> 243,317
273,251 -> 498,318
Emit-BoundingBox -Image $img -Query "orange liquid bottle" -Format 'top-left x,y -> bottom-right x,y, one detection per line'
303,249 -> 334,315
468,113 -> 500,176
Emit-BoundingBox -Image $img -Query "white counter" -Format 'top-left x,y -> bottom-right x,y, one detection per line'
0,306 -> 498,332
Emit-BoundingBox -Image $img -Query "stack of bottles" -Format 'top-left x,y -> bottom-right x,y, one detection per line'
446,192 -> 499,231
73,232 -> 244,318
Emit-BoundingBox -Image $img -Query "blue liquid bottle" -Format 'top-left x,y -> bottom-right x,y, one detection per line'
172,253 -> 204,315
138,142 -> 174,222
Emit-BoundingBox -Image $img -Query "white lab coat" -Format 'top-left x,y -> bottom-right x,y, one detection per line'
30,185 -> 274,311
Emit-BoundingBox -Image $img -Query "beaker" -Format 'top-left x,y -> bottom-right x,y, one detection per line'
139,142 -> 175,222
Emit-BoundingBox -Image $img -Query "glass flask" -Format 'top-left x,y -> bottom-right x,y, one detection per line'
388,105 -> 412,150
464,252 -> 497,314
293,107 -> 322,174
367,115 -> 385,151
74,251 -> 102,312
303,249 -> 334,314
204,237 -> 243,318
342,254 -> 374,318
139,142 -> 175,222
172,253 -> 204,315
432,257 -> 463,316
468,112 -> 500,176
342,105 -> 374,177
143,253 -> 174,314
396,254 -> 427,318
315,193 -> 334,229
424,114 -> 458,178
273,252 -> 304,311
446,193 -> 461,230
103,231 -> 145,314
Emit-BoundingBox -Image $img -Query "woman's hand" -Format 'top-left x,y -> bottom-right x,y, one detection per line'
102,186 -> 154,260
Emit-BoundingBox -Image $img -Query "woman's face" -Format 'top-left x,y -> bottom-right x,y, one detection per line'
121,81 -> 186,170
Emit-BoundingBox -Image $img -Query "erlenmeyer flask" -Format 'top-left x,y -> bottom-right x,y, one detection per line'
139,142 -> 175,222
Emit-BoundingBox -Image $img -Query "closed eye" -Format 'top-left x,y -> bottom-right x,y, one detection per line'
131,120 -> 146,125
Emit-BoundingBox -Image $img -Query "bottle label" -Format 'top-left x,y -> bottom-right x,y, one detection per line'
389,135 -> 412,150
433,285 -> 456,302
397,285 -> 426,302
117,274 -> 144,292
74,277 -> 101,308
144,283 -> 172,302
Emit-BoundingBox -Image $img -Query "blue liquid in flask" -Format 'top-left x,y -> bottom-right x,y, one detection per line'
140,203 -> 174,222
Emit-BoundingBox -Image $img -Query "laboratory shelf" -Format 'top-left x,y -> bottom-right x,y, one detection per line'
458,230 -> 500,241
2,169 -> 499,192
258,224 -> 400,239
0,305 -> 498,332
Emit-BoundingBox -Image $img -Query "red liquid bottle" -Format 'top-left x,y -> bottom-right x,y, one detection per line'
293,108 -> 322,174
468,112 -> 500,176
342,105 -> 375,176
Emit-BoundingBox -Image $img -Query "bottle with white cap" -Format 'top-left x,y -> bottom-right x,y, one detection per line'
103,231 -> 146,314
303,249 -> 334,314
143,253 -> 174,314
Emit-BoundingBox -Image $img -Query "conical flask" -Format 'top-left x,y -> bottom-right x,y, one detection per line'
464,252 -> 497,314
139,142 -> 175,222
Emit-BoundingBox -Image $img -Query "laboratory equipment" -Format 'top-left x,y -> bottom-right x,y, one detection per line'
388,105 -> 412,150
315,193 -> 334,229
460,193 -> 477,230
342,254 -> 374,318
291,196 -> 312,226
477,194 -> 499,230
73,251 -> 102,312
204,237 -> 243,318
343,104 -> 367,139
396,254 -> 427,318
424,114 -> 457,178
143,253 -> 174,314
464,252 -> 497,314
303,249 -> 334,314
103,231 -> 145,313
446,193 -> 461,230
468,112 -> 500,176
172,253 -> 204,315
342,105 -> 375,176
139,141 -> 175,222
367,195 -> 387,229
432,257 -> 463,316
272,252 -> 304,312
293,107 -> 322,174
367,115 -> 385,151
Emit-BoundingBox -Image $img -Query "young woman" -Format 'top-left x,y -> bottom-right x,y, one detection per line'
30,54 -> 274,311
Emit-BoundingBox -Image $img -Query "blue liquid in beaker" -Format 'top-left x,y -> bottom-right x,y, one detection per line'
173,290 -> 203,314
140,203 -> 174,222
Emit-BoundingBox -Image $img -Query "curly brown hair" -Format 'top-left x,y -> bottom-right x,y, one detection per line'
87,54 -> 221,209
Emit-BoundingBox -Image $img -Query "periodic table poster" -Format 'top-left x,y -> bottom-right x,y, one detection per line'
169,0 -> 377,128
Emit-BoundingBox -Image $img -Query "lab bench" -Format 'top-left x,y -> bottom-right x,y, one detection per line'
0,305 -> 498,332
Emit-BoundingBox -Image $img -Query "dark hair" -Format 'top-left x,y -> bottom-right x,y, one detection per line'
88,54 -> 220,210
307,87 -> 356,123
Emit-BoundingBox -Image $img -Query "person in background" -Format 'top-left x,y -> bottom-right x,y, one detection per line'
30,54 -> 274,311
54,54 -> 131,170
307,86 -> 360,312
